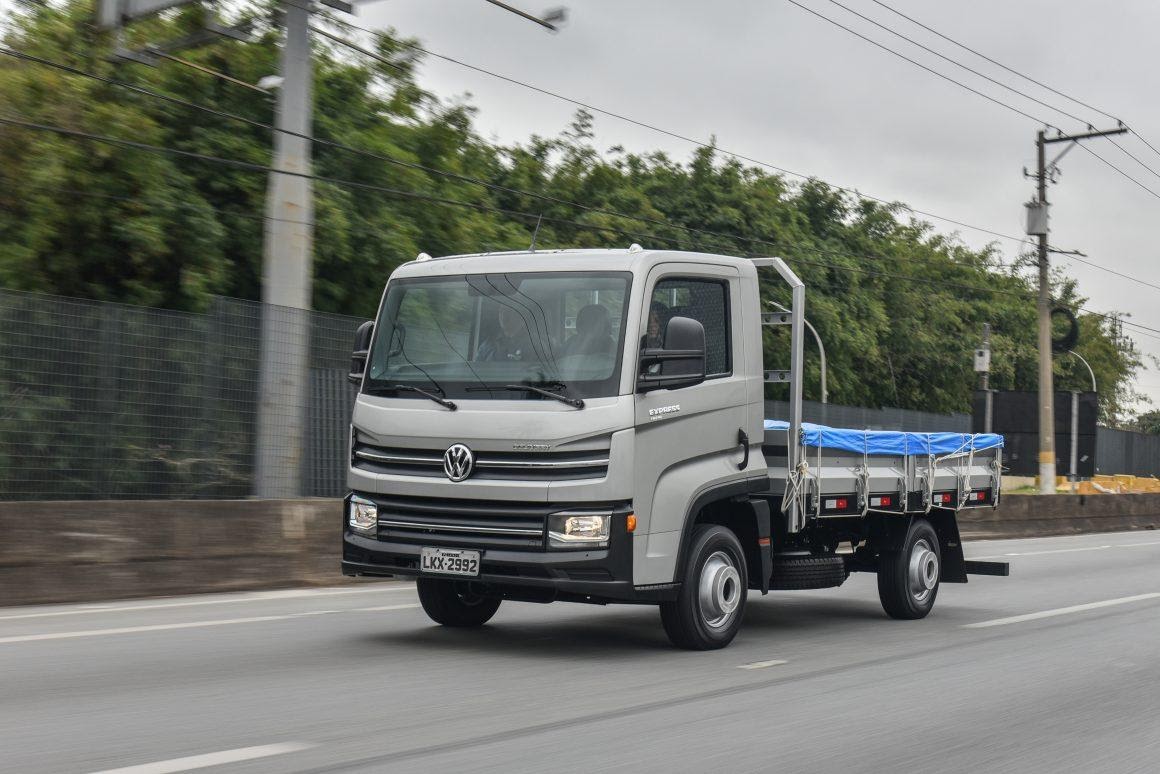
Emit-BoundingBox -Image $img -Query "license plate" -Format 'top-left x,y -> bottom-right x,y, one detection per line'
420,547 -> 481,577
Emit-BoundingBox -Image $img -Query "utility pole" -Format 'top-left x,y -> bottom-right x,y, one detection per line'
976,323 -> 992,433
1034,129 -> 1053,495
255,1 -> 314,497
1027,124 -> 1127,495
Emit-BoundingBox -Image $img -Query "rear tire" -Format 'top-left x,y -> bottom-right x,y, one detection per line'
660,525 -> 748,650
416,578 -> 501,627
877,518 -> 940,620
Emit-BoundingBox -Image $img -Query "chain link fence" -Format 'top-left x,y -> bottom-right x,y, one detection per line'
3,288 -> 1158,501
0,289 -> 359,500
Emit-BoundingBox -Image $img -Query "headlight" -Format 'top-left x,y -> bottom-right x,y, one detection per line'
348,495 -> 378,532
548,510 -> 611,549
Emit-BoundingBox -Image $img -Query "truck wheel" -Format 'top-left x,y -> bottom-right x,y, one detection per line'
877,518 -> 940,620
660,525 -> 748,650
416,578 -> 501,627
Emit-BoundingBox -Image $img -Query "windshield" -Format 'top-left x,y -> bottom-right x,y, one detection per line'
364,271 -> 632,400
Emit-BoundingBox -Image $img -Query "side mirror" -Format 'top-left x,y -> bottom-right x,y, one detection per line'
348,320 -> 374,385
637,315 -> 707,392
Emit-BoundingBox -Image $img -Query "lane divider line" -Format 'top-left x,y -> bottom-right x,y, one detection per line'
738,659 -> 788,670
963,592 -> 1160,629
354,603 -> 422,612
0,611 -> 344,645
969,540 -> 1160,561
87,741 -> 316,774
0,584 -> 415,622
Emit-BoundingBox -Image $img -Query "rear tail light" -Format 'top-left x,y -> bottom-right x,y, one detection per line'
869,495 -> 893,508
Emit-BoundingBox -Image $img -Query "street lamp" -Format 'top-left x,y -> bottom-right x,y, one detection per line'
768,301 -> 827,404
1066,349 -> 1097,392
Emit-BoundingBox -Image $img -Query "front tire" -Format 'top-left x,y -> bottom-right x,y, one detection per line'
416,578 -> 501,627
877,518 -> 941,619
660,525 -> 748,650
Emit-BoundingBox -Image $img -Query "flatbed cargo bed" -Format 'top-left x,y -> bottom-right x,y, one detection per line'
762,420 -> 1004,517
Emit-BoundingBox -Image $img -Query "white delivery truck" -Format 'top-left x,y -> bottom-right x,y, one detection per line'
342,248 -> 1007,649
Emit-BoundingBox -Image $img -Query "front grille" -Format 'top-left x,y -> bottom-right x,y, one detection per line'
371,494 -> 554,550
352,442 -> 609,481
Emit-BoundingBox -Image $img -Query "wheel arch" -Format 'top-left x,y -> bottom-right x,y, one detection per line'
672,477 -> 769,588
868,511 -> 966,584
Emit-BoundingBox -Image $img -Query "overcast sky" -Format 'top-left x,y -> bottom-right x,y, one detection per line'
361,0 -> 1160,411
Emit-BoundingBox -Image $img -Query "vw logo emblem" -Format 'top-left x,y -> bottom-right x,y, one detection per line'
443,443 -> 475,482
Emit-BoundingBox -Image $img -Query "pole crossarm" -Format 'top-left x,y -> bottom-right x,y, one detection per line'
1044,126 -> 1129,144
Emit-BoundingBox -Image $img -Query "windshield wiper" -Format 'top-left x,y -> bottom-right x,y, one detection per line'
467,381 -> 584,409
391,384 -> 457,411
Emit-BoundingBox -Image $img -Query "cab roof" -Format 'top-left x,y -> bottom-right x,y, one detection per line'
389,247 -> 759,279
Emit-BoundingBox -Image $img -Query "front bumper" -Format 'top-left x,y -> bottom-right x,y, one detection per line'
341,496 -> 674,603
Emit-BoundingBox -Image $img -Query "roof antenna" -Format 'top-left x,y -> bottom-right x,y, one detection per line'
529,214 -> 543,252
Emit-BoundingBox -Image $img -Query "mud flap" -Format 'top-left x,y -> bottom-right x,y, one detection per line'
750,498 -> 772,594
925,509 -> 967,583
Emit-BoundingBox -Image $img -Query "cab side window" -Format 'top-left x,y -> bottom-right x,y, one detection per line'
651,278 -> 731,377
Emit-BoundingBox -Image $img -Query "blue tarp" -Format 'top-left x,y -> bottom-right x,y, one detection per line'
764,419 -> 1003,456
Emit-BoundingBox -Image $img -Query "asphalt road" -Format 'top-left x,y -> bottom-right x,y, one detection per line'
2,531 -> 1159,774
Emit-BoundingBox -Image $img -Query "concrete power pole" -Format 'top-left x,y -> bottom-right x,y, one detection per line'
255,1 -> 314,497
1028,125 -> 1126,496
1034,130 -> 1054,495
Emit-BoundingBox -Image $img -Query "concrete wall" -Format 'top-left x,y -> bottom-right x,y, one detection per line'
2,494 -> 1158,607
0,499 -> 350,607
959,492 -> 1160,540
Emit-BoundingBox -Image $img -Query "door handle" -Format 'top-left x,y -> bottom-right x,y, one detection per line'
737,428 -> 750,470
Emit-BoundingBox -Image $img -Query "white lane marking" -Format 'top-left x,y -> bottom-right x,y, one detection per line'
1000,545 -> 1111,557
964,592 -> 1160,629
88,742 -> 315,774
354,603 -> 422,612
0,585 -> 414,621
738,659 -> 787,670
0,611 -> 343,645
969,540 -> 1160,561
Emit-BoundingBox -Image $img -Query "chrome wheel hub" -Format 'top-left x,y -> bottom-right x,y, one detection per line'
908,538 -> 939,603
698,551 -> 742,629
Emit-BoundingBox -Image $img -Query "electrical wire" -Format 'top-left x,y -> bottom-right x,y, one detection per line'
781,0 -> 1053,127
323,18 -> 1029,245
0,47 -> 1048,294
1075,142 -> 1160,201
6,65 -> 1160,339
820,0 -> 1090,127
0,46 -> 1014,276
1105,135 -> 1160,183
864,0 -> 1160,173
0,113 -> 1043,303
865,0 -> 1120,124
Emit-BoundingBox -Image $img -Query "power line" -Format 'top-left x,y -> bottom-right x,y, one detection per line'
821,0 -> 1090,127
864,0 -> 1160,172
865,0 -> 1121,124
3,44 -> 1056,296
3,46 -> 1012,278
5,180 -> 315,227
9,45 -> 1160,321
781,0 -> 1053,127
324,18 -> 1029,245
1105,134 -> 1160,183
0,113 -> 1042,302
775,6 -> 1160,210
1,111 -> 1149,320
11,114 -> 1160,345
1063,252 -> 1160,294
316,20 -> 1160,305
1075,141 -> 1160,201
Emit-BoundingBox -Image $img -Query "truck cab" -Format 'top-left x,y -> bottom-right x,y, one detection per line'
343,247 -> 1005,649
